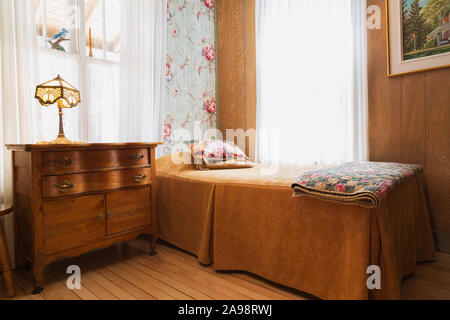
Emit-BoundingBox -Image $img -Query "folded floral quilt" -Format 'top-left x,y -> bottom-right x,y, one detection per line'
291,162 -> 423,208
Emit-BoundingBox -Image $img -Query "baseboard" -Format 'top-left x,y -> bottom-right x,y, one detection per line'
433,231 -> 450,254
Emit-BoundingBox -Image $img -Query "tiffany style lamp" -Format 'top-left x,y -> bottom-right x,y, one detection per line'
35,75 -> 81,144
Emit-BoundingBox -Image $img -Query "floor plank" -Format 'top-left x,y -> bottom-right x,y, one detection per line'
82,251 -> 157,300
121,256 -> 213,300
131,253 -> 231,299
1,239 -> 449,300
156,243 -> 306,300
101,249 -> 192,300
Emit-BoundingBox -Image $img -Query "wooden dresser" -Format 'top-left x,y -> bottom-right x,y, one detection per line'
6,143 -> 161,294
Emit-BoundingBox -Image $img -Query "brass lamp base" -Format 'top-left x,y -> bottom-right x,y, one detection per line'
38,137 -> 77,145
37,100 -> 82,145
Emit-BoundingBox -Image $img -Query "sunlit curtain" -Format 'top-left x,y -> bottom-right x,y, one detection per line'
256,0 -> 368,166
0,0 -> 41,266
86,59 -> 120,142
119,0 -> 167,146
37,52 -> 120,144
36,10 -> 121,143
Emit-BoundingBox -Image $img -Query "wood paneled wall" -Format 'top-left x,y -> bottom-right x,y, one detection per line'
217,0 -> 450,236
367,0 -> 450,234
217,0 -> 256,153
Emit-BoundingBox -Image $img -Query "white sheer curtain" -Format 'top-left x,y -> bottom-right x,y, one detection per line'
86,59 -> 121,142
0,0 -> 41,266
36,1 -> 121,144
36,50 -> 121,143
119,0 -> 167,146
256,0 -> 368,166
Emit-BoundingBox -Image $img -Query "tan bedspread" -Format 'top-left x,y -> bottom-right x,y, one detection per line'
156,154 -> 436,300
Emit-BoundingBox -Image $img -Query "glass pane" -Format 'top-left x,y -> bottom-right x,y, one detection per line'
105,0 -> 121,62
46,0 -> 70,52
85,0 -> 104,59
85,0 -> 120,61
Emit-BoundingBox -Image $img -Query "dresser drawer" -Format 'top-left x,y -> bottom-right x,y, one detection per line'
42,148 -> 150,175
43,195 -> 106,252
106,186 -> 152,235
42,167 -> 152,198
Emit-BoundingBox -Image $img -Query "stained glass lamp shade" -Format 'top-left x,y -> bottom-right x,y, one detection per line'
35,75 -> 81,143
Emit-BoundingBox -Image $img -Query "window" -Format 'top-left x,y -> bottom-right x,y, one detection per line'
255,0 -> 368,166
34,0 -> 121,142
35,0 -> 120,61
85,0 -> 121,61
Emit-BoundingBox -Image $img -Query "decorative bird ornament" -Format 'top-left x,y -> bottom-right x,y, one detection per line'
48,28 -> 70,51
52,28 -> 69,40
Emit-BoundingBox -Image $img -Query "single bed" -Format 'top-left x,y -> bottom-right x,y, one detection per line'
156,153 -> 435,300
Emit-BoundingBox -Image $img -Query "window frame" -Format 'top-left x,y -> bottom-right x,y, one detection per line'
36,0 -> 118,62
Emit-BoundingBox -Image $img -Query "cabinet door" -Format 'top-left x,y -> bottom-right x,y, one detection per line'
106,186 -> 152,235
43,195 -> 106,252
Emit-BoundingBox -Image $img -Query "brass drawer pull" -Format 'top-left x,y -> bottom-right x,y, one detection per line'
107,212 -> 114,219
97,214 -> 106,221
54,156 -> 72,169
54,181 -> 74,193
134,173 -> 147,183
131,152 -> 145,160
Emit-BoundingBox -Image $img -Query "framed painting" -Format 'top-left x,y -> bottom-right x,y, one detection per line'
386,0 -> 450,77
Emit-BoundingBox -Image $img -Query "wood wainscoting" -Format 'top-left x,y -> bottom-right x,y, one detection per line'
367,0 -> 450,242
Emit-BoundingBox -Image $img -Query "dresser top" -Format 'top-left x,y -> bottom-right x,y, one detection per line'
6,142 -> 162,152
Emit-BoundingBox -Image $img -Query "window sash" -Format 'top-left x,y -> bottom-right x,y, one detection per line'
36,0 -> 116,62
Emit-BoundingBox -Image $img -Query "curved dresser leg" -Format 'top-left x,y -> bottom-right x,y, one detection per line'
149,235 -> 158,256
31,264 -> 45,295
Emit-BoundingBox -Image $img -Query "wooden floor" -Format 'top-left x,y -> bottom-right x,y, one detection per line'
1,238 -> 450,300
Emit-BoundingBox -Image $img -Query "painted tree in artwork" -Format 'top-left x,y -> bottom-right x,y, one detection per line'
422,0 -> 450,28
405,0 -> 427,51
402,0 -> 450,59
402,0 -> 413,53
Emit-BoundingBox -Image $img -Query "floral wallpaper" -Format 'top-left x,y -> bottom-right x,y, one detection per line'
164,0 -> 216,154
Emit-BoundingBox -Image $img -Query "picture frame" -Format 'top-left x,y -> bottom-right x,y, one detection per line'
386,0 -> 450,77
